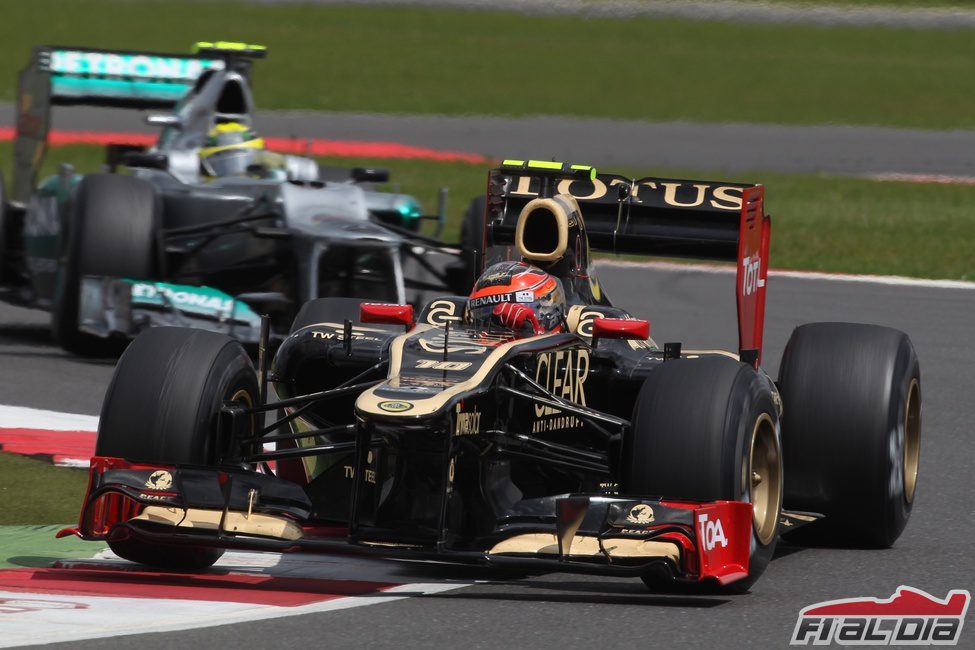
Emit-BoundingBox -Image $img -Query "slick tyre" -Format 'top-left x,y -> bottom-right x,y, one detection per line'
97,327 -> 259,464
778,323 -> 921,548
52,174 -> 161,353
621,356 -> 783,592
96,327 -> 259,570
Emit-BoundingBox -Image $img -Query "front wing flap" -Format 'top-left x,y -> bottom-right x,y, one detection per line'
549,496 -> 752,585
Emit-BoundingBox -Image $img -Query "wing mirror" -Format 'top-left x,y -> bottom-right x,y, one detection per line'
352,167 -> 390,183
591,318 -> 649,348
360,303 -> 414,330
121,151 -> 169,170
235,292 -> 291,308
146,114 -> 181,128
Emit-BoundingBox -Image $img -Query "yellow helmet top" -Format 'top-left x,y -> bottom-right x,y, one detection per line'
199,122 -> 266,177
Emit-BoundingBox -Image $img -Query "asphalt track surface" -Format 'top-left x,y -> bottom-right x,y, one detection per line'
4,102 -> 975,177
2,263 -> 973,648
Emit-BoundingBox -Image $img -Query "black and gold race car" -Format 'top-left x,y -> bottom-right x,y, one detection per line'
60,161 -> 921,591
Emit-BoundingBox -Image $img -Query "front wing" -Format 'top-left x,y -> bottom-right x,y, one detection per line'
60,457 -> 754,586
78,276 -> 263,343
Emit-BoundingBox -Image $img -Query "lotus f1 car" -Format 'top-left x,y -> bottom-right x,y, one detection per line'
61,161 -> 922,591
0,43 -> 466,351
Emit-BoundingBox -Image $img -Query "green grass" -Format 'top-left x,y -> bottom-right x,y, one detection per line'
0,453 -> 90,525
0,455 -> 103,564
0,524 -> 106,568
0,2 -> 973,129
5,142 -> 973,280
734,171 -> 975,279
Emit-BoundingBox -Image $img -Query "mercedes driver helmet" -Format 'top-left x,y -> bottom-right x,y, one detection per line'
199,122 -> 265,178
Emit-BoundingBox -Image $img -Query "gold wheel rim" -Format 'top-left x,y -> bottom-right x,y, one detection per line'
230,388 -> 254,412
229,387 -> 257,451
903,378 -> 921,504
749,413 -> 781,546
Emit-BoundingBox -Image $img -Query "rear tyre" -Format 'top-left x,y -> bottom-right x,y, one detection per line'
96,327 -> 259,569
621,356 -> 782,592
52,174 -> 160,353
778,323 -> 920,548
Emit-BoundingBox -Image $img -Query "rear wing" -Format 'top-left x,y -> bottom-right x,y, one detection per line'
487,161 -> 771,365
11,42 -> 265,203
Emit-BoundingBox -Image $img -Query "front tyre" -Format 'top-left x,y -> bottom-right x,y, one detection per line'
52,174 -> 160,353
96,327 -> 259,569
621,356 -> 783,592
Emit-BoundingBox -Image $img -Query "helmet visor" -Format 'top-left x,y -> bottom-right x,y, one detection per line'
202,147 -> 256,177
467,292 -> 533,329
533,279 -> 565,331
467,279 -> 565,333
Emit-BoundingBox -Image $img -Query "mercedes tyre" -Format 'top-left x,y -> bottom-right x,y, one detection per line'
52,174 -> 161,352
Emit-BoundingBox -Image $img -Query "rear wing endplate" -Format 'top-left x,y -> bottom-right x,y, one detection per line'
487,162 -> 771,365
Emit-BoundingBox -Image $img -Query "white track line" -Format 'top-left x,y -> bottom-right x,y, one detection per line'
866,173 -> 975,186
0,404 -> 98,467
594,260 -> 975,290
0,405 -> 98,431
49,458 -> 92,468
0,583 -> 465,648
3,544 -> 472,647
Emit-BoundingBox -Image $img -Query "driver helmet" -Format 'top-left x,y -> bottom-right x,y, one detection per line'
468,261 -> 566,334
199,122 -> 265,178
